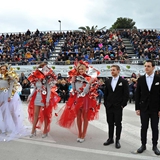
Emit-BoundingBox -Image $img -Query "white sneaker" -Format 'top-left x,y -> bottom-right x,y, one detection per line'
77,138 -> 81,142
42,133 -> 48,138
79,138 -> 85,143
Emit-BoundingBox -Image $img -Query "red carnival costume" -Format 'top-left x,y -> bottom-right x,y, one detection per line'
28,66 -> 60,133
57,60 -> 100,131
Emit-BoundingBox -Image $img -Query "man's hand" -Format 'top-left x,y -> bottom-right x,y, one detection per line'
158,111 -> 160,117
136,110 -> 140,116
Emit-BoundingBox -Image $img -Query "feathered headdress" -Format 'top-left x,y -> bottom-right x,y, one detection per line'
1,64 -> 20,97
28,69 -> 45,84
68,60 -> 100,78
68,60 -> 89,77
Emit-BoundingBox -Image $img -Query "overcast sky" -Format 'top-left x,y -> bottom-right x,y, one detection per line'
0,0 -> 159,33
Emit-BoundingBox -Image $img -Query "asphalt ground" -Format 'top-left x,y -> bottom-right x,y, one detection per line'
0,102 -> 160,160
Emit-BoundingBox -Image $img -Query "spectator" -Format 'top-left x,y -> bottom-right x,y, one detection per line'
127,78 -> 135,103
58,79 -> 69,103
19,72 -> 27,85
20,79 -> 31,101
57,73 -> 62,80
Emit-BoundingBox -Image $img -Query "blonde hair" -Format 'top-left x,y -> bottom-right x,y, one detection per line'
77,64 -> 87,72
37,62 -> 47,68
61,79 -> 67,84
57,79 -> 62,84
0,64 -> 9,70
99,78 -> 104,84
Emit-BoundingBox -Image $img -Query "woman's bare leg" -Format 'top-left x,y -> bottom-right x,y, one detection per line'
43,116 -> 48,134
81,111 -> 88,139
31,105 -> 40,134
77,109 -> 82,138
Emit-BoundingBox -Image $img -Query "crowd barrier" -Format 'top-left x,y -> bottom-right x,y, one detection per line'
0,59 -> 160,66
1,60 -> 160,78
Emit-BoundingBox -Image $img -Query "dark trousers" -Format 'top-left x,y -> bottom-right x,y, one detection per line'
140,111 -> 159,146
106,107 -> 123,141
60,92 -> 68,103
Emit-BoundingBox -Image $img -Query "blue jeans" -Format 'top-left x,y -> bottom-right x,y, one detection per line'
97,89 -> 104,104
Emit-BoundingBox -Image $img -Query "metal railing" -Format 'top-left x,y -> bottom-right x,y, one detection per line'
1,59 -> 160,66
1,28 -> 160,36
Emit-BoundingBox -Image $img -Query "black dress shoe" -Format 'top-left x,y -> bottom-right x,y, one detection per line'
115,141 -> 121,149
103,139 -> 114,146
137,145 -> 146,153
152,146 -> 160,155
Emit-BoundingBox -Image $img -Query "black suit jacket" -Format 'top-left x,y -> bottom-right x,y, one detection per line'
59,83 -> 69,94
104,76 -> 129,109
135,74 -> 160,112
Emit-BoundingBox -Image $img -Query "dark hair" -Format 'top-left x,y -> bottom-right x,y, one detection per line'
145,60 -> 155,67
111,64 -> 120,70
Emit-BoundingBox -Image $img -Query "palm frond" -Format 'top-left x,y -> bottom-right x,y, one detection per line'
98,26 -> 106,31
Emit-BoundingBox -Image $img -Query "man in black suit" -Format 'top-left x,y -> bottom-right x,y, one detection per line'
103,65 -> 129,149
135,60 -> 160,155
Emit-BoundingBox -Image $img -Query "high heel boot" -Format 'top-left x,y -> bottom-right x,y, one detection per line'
29,130 -> 36,138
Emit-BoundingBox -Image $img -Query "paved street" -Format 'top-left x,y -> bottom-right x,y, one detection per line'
0,102 -> 160,160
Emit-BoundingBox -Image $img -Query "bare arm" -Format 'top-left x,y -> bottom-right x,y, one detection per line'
27,87 -> 36,102
8,79 -> 14,98
46,83 -> 51,104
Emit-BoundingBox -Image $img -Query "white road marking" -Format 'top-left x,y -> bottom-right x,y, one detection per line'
15,138 -> 159,160
20,103 -> 159,159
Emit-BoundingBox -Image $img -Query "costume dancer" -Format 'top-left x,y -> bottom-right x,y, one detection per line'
27,62 -> 60,138
0,64 -> 28,141
57,60 -> 100,143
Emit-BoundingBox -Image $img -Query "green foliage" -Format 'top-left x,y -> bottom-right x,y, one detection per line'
16,67 -> 20,70
33,66 -> 36,70
78,25 -> 106,33
69,66 -> 73,70
52,66 -> 55,69
110,17 -> 136,29
126,65 -> 130,69
107,66 -> 111,69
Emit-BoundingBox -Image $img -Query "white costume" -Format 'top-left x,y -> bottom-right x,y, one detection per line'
0,67 -> 29,141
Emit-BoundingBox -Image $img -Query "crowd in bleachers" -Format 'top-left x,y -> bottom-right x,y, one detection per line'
128,29 -> 160,60
0,29 -> 160,65
0,29 -> 64,65
55,30 -> 130,64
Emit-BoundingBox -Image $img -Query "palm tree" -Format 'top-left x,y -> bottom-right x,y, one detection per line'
78,25 -> 106,34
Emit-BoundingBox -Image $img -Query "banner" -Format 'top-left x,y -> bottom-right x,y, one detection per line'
12,64 -> 160,77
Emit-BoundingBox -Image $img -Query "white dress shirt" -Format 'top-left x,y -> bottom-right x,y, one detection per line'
145,73 -> 154,91
111,76 -> 119,91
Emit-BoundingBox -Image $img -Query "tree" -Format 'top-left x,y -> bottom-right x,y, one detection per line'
78,25 -> 106,34
110,17 -> 136,29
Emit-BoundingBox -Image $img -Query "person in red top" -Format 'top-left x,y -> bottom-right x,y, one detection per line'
57,60 -> 100,143
27,62 -> 60,138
